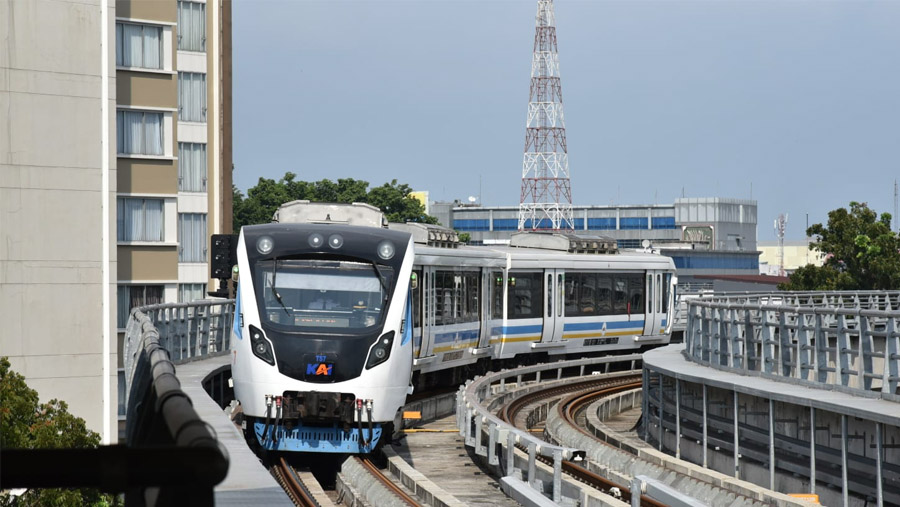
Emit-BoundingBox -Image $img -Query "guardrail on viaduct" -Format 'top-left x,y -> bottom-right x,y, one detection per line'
683,291 -> 900,398
2,300 -> 234,506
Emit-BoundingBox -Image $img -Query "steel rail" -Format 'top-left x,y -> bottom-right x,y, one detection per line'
272,457 -> 320,507
356,457 -> 420,506
497,374 -> 666,506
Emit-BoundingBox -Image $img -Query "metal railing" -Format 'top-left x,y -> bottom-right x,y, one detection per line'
4,303 -> 231,506
456,355 -> 642,504
683,291 -> 900,399
125,300 -> 234,403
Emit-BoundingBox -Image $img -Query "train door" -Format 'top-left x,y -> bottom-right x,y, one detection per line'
643,271 -> 664,336
418,266 -> 437,358
476,269 -> 492,350
643,271 -> 657,336
540,269 -> 565,344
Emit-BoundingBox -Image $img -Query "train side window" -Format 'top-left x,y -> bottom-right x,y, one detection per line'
507,272 -> 542,320
613,277 -> 627,314
596,274 -> 612,315
662,273 -> 671,314
628,274 -> 643,313
491,271 -> 504,319
412,269 -> 422,329
465,271 -> 479,323
546,274 -> 553,318
656,273 -> 662,313
557,274 -> 563,317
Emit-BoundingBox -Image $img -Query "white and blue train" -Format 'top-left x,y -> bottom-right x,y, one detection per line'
230,201 -> 676,454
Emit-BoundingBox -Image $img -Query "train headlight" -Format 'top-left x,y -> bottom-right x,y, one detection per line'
308,233 -> 324,249
249,325 -> 275,365
328,234 -> 344,249
377,240 -> 395,260
365,331 -> 394,369
256,236 -> 275,255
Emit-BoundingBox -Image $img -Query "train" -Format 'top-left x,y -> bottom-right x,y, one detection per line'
229,201 -> 677,454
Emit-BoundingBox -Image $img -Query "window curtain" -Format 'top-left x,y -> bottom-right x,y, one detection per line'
117,285 -> 164,328
124,24 -> 143,67
123,110 -> 143,154
145,199 -> 164,241
179,283 -> 206,303
117,23 -> 161,69
179,73 -> 206,122
178,143 -> 206,192
144,112 -> 163,155
179,213 -> 207,262
142,26 -> 161,69
178,1 -> 206,52
118,198 -> 164,241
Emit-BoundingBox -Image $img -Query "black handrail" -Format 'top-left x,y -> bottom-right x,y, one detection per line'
1,310 -> 229,506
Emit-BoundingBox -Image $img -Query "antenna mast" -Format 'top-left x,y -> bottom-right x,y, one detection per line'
518,0 -> 574,231
775,213 -> 788,277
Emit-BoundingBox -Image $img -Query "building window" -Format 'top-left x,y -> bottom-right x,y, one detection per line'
178,142 -> 207,192
117,285 -> 164,328
178,213 -> 207,262
177,1 -> 206,52
178,72 -> 207,122
116,22 -> 163,69
118,369 -> 127,416
619,217 -> 648,230
117,198 -> 164,242
179,283 -> 207,303
651,217 -> 676,230
117,110 -> 164,155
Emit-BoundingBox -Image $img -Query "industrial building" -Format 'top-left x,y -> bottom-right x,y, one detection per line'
433,197 -> 762,284
0,0 -> 232,442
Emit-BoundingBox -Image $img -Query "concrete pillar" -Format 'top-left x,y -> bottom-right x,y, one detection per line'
769,398 -> 775,489
733,391 -> 739,479
876,422 -> 883,507
810,406 -> 816,495
841,414 -> 848,507
702,384 -> 708,468
675,379 -> 681,459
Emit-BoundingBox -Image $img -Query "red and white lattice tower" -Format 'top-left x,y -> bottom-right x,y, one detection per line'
517,0 -> 574,231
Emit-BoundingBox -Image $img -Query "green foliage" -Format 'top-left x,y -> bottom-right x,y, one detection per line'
233,174 -> 438,230
0,357 -> 119,507
458,232 -> 471,243
779,202 -> 900,291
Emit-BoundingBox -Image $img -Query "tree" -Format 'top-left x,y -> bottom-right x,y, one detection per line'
0,357 -> 119,506
233,174 -> 438,229
779,202 -> 900,291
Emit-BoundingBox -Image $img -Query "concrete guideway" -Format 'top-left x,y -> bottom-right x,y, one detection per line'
644,344 -> 900,507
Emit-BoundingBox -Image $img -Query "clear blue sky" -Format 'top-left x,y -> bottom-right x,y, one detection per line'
233,0 -> 900,240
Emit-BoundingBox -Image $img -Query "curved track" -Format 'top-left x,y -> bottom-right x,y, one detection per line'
355,457 -> 420,506
272,457 -> 320,507
498,373 -> 666,506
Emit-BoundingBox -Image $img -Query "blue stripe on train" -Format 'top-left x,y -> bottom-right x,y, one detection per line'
433,329 -> 480,344
563,320 -> 645,332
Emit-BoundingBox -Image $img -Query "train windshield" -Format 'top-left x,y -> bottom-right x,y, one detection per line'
255,259 -> 394,332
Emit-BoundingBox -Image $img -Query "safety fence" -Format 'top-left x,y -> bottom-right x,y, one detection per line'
3,302 -> 231,506
683,291 -> 900,399
456,354 -> 642,504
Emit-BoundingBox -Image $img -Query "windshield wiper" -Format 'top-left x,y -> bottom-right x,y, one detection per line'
269,257 -> 291,317
370,261 -> 390,301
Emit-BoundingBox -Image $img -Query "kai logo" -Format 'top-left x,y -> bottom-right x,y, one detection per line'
306,355 -> 333,376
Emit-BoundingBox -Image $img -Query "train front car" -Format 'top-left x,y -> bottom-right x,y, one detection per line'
232,223 -> 414,454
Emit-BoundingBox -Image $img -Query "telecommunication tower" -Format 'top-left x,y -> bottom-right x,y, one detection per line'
775,213 -> 788,277
517,0 -> 574,231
